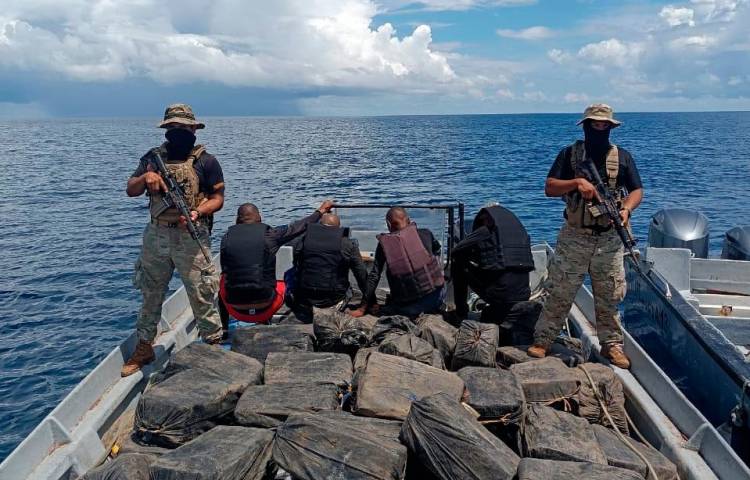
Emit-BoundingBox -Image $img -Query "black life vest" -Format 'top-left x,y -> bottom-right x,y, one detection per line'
220,223 -> 276,294
471,205 -> 534,272
297,223 -> 349,294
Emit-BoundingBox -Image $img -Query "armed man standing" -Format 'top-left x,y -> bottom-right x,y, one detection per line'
528,104 -> 643,369
122,104 -> 225,377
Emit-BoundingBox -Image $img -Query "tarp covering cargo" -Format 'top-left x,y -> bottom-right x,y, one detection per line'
451,320 -> 499,370
516,458 -> 642,480
355,352 -> 464,419
399,393 -> 519,480
80,453 -> 154,480
313,307 -> 378,354
134,369 -> 245,447
522,405 -> 607,464
149,426 -> 275,480
273,412 -> 408,480
263,352 -> 353,387
234,382 -> 339,427
414,314 -> 457,362
593,425 -> 679,480
457,367 -> 524,421
230,325 -> 315,363
160,343 -> 263,386
496,343 -> 584,368
369,316 -> 418,345
378,333 -> 445,369
315,411 -> 403,442
510,357 -> 580,403
577,363 -> 629,434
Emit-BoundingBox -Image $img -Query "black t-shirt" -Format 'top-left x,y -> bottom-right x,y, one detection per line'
547,143 -> 643,192
131,148 -> 225,195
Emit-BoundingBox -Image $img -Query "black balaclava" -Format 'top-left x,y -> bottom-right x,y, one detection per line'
583,120 -> 611,162
165,128 -> 196,160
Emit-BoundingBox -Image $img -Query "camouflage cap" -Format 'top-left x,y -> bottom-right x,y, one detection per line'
577,103 -> 621,127
158,103 -> 205,129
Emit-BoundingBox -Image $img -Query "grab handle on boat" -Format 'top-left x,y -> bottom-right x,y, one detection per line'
645,263 -> 672,300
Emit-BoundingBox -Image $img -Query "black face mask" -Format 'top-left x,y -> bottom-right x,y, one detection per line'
583,121 -> 611,161
165,128 -> 196,160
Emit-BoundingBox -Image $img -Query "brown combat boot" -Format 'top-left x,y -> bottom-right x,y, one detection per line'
121,340 -> 155,377
602,343 -> 631,369
527,344 -> 549,359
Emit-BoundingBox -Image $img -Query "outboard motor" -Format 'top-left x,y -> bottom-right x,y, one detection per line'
648,208 -> 710,258
721,226 -> 750,261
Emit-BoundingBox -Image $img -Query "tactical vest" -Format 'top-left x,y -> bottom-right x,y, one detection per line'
472,206 -> 535,272
378,224 -> 445,303
297,223 -> 349,294
148,144 -> 208,224
220,223 -> 276,293
564,140 -> 623,229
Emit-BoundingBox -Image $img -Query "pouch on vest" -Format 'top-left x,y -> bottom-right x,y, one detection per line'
148,144 -> 208,223
564,141 -> 622,230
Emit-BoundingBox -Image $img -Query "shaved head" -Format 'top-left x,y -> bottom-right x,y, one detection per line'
386,206 -> 410,232
320,213 -> 341,227
237,203 -> 261,224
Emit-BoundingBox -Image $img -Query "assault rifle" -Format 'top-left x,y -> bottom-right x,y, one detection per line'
581,158 -> 642,274
151,151 -> 213,265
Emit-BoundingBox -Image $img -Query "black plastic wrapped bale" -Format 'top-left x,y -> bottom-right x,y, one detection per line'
457,367 -> 524,420
149,426 -> 275,480
117,433 -> 171,457
415,313 -> 457,362
451,320 -> 499,370
378,333 -> 445,369
370,316 -> 419,345
230,325 -> 315,363
577,363 -> 628,434
510,357 -> 580,403
522,405 -> 607,464
517,458 -> 642,480
315,411 -> 403,442
354,346 -> 378,374
134,369 -> 245,447
161,343 -> 263,386
264,352 -> 353,387
399,392 -> 520,480
234,382 -> 339,427
355,352 -> 465,419
273,412 -> 408,480
496,343 -> 584,368
80,453 -> 155,480
313,307 -> 378,354
593,425 -> 679,480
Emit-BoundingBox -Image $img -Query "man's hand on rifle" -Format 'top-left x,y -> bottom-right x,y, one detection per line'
619,208 -> 631,227
143,171 -> 167,194
576,177 -> 600,201
179,210 -> 200,228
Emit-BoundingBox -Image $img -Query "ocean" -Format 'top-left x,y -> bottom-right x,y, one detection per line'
1,112 -> 749,461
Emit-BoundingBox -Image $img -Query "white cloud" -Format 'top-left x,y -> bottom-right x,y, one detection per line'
496,26 -> 553,40
380,0 -> 536,11
660,6 -> 696,26
690,0 -> 746,21
563,93 -> 590,104
547,48 -> 571,64
577,38 -> 645,69
669,34 -> 718,49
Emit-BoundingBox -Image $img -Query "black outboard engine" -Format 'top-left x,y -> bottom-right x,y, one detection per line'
648,208 -> 710,258
721,226 -> 750,261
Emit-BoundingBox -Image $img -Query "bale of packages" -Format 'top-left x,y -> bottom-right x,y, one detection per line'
378,333 -> 445,369
593,425 -> 679,480
510,357 -> 579,403
117,433 -> 171,457
355,352 -> 464,419
354,346 -> 378,374
313,307 -> 378,354
516,458 -> 642,480
451,320 -> 499,370
457,367 -> 525,421
370,316 -> 419,345
230,325 -> 315,363
399,392 -> 520,480
316,411 -> 403,442
160,343 -> 263,386
263,352 -> 353,387
234,382 -> 339,427
522,405 -> 607,464
134,369 -> 246,447
274,412 -> 408,480
577,363 -> 629,434
496,343 -> 584,368
80,453 -> 155,480
415,313 -> 457,362
149,426 -> 275,480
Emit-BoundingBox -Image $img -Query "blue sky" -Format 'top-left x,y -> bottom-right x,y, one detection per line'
1,0 -> 748,117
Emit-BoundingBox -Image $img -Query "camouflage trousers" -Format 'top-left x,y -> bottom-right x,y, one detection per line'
534,223 -> 626,346
132,223 -> 222,343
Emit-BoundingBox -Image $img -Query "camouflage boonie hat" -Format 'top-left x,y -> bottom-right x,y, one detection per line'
577,103 -> 621,127
158,103 -> 205,129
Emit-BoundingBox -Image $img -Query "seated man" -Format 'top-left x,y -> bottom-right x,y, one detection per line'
452,204 -> 538,341
288,213 -> 368,321
219,200 -> 333,327
350,207 -> 445,319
